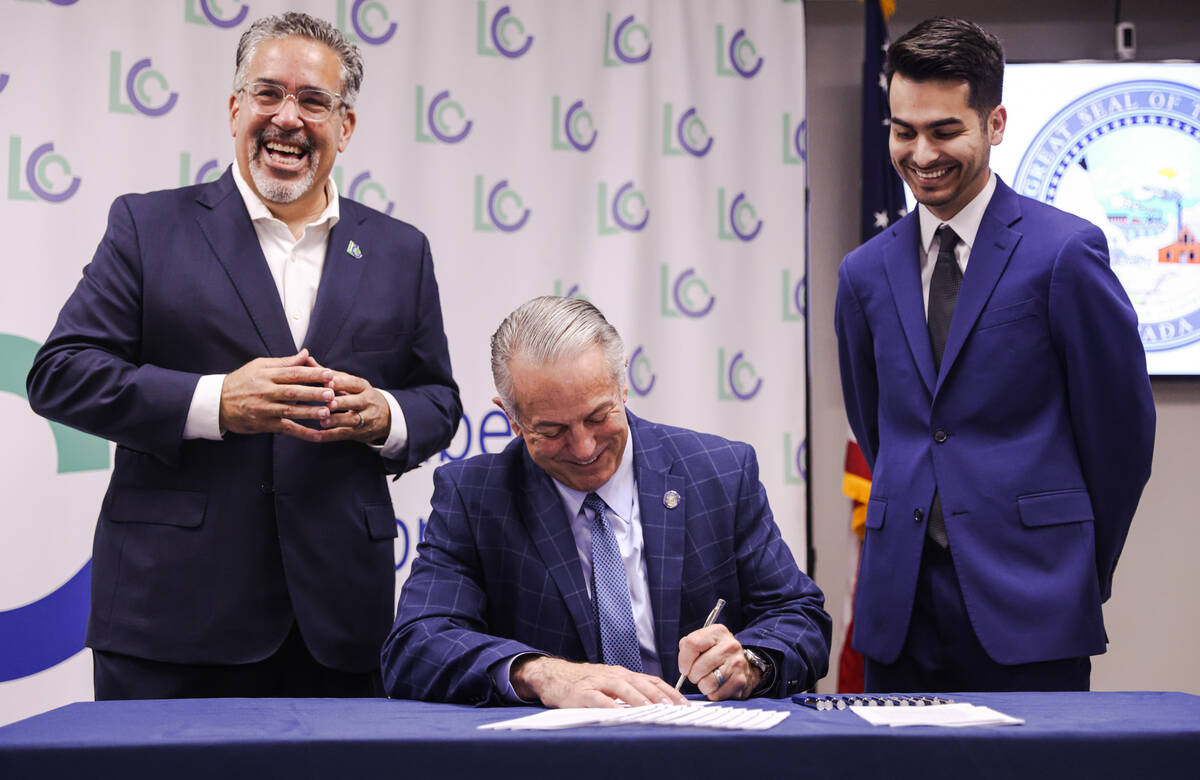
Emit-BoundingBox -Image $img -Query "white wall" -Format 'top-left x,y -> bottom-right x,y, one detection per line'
806,0 -> 1200,694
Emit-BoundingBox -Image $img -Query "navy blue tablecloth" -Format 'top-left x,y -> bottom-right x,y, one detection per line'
1,692 -> 1198,779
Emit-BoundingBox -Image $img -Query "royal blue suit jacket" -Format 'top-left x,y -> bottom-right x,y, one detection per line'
382,411 -> 831,704
835,177 -> 1154,666
27,168 -> 461,673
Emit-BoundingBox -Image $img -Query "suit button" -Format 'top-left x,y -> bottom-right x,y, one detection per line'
260,482 -> 273,494
914,508 -> 923,523
933,429 -> 948,443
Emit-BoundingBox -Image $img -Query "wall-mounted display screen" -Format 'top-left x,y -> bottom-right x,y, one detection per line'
990,62 -> 1200,376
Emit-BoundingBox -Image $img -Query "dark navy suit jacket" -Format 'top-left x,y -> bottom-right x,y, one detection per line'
27,168 -> 461,673
836,177 -> 1155,666
382,411 -> 831,704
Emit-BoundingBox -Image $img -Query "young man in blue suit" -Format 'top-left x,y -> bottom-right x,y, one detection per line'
383,297 -> 830,707
26,13 -> 460,699
836,17 -> 1155,692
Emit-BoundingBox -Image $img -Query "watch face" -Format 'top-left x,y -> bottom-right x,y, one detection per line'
744,648 -> 769,673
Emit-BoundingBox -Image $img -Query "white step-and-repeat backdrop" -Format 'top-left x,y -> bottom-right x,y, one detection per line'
0,0 -> 808,724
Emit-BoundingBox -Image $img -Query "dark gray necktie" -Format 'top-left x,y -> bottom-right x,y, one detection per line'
926,225 -> 961,548
928,224 -> 963,372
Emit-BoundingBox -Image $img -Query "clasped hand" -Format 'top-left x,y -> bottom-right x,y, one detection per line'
218,349 -> 390,444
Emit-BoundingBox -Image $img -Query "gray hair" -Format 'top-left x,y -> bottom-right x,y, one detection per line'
233,12 -> 365,109
491,297 -> 626,422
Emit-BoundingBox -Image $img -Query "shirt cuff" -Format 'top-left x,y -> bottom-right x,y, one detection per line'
490,653 -> 543,705
183,374 -> 226,440
370,390 -> 408,458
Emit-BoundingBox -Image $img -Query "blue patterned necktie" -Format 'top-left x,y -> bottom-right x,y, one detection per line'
583,492 -> 643,673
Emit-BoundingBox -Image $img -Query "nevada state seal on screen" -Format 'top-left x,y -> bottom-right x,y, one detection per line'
1011,76 -> 1200,367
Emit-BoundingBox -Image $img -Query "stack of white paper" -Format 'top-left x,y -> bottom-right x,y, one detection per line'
479,703 -> 788,731
850,702 -> 1024,727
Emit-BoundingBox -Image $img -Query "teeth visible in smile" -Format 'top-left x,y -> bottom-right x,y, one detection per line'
913,167 -> 949,180
265,142 -> 303,155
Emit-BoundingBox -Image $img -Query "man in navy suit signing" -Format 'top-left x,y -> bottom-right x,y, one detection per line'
27,12 -> 460,699
383,296 -> 830,707
836,17 -> 1155,692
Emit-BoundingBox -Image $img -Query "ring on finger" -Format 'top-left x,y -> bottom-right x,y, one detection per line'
355,411 -> 365,428
712,666 -> 726,687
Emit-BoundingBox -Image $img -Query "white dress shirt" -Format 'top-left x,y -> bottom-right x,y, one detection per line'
917,171 -> 998,317
181,169 -> 407,457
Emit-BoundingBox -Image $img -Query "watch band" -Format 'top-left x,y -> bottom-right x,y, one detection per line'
743,647 -> 774,693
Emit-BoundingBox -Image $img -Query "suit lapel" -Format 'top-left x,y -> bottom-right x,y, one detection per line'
195,169 -> 294,357
515,446 -> 600,662
629,413 -> 686,678
937,181 -> 1022,392
883,214 -> 938,394
303,198 -> 367,359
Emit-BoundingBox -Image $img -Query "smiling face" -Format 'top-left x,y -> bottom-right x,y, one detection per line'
501,345 -> 629,493
888,73 -> 1005,221
229,36 -> 355,221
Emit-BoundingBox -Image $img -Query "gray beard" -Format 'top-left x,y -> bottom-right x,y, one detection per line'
248,148 -> 321,204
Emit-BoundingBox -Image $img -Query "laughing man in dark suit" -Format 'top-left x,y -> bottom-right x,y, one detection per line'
27,12 -> 460,699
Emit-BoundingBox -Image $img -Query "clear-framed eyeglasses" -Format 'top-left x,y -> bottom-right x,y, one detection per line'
239,81 -> 344,122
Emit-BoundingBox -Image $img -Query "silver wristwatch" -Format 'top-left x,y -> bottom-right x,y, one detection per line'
743,647 -> 773,691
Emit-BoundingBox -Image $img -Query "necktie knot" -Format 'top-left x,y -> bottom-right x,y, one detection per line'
935,224 -> 960,255
583,492 -> 607,522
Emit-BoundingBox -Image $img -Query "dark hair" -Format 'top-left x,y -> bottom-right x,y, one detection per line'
233,12 -> 364,109
886,17 -> 1004,116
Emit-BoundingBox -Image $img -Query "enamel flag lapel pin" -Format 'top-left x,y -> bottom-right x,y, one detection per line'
346,240 -> 363,259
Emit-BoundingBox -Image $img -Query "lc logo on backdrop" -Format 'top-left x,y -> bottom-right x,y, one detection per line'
333,167 -> 395,215
337,0 -> 397,45
628,346 -> 656,397
552,280 -> 586,300
663,104 -> 713,157
552,97 -> 597,152
415,86 -> 472,144
717,348 -> 763,401
603,13 -> 650,66
108,52 -> 178,118
477,1 -> 533,59
0,74 -> 9,94
782,270 -> 805,321
7,137 -> 80,203
716,25 -> 763,79
179,152 -> 224,186
783,434 -> 807,484
783,113 -> 807,165
660,265 -> 715,318
184,0 -> 249,29
0,334 -> 109,682
597,181 -> 649,234
474,175 -> 530,232
717,188 -> 763,241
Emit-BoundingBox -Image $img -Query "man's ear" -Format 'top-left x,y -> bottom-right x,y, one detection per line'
493,396 -> 522,437
988,104 -> 1007,146
229,92 -> 240,137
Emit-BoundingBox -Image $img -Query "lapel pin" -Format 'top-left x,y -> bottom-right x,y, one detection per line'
346,240 -> 363,259
663,490 -> 681,509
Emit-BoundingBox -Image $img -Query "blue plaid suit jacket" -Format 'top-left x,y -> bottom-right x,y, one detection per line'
382,411 -> 831,704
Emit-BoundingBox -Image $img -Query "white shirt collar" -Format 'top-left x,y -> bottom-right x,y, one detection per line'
918,171 -> 996,254
231,164 -> 341,230
552,419 -> 636,526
